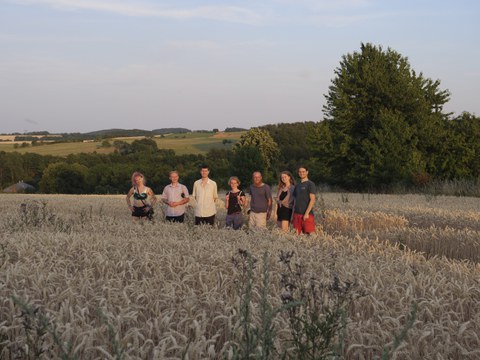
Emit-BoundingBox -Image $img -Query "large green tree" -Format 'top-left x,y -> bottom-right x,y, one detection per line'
315,43 -> 450,189
39,162 -> 90,194
231,146 -> 266,188
234,128 -> 279,183
442,112 -> 480,179
261,122 -> 315,171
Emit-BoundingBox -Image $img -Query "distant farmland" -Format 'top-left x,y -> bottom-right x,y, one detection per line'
0,131 -> 244,156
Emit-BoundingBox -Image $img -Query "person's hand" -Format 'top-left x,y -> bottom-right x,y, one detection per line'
144,205 -> 151,213
303,213 -> 309,221
267,211 -> 271,220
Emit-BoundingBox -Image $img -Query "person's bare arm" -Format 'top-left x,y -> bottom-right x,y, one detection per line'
126,188 -> 134,211
303,193 -> 316,220
266,197 -> 273,220
148,188 -> 157,206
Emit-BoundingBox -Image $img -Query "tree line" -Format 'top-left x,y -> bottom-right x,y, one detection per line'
1,43 -> 479,195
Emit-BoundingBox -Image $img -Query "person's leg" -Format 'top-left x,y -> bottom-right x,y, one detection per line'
250,212 -> 267,228
260,213 -> 268,228
205,215 -> 215,226
276,204 -> 282,229
226,214 -> 234,228
303,214 -> 316,234
233,213 -> 243,230
169,214 -> 184,223
248,212 -> 256,228
281,220 -> 289,232
292,213 -> 303,234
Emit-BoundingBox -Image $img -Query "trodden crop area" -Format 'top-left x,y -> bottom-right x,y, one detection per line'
0,193 -> 479,359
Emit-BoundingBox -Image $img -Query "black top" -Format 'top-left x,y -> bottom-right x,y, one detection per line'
226,190 -> 245,215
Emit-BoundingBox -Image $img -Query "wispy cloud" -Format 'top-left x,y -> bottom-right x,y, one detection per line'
310,12 -> 391,27
24,118 -> 39,125
271,0 -> 391,27
11,0 -> 262,24
0,32 -> 113,43
273,0 -> 374,11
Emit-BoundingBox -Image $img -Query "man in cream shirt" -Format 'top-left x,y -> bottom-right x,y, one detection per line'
192,164 -> 218,226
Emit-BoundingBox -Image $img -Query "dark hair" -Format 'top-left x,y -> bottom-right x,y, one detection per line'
200,164 -> 209,170
297,166 -> 308,172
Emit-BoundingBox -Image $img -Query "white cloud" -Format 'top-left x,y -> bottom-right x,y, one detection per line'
310,12 -> 390,27
10,0 -> 262,24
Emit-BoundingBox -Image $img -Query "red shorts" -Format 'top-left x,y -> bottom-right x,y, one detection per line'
293,213 -> 315,234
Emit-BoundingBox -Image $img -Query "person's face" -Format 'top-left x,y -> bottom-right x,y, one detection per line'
281,173 -> 290,184
252,172 -> 262,185
230,179 -> 239,189
298,168 -> 308,180
170,173 -> 179,183
200,168 -> 209,178
134,176 -> 143,186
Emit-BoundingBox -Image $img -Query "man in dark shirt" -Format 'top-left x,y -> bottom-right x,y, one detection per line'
248,171 -> 272,229
292,166 -> 316,234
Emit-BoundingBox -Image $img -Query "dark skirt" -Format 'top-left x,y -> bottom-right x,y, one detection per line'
277,205 -> 292,221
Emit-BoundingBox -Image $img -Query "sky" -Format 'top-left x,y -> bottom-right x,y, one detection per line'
0,0 -> 479,134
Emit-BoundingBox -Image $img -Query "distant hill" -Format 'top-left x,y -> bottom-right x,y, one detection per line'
152,128 -> 191,134
1,127 -> 238,140
225,127 -> 247,132
84,129 -> 153,138
83,128 -> 192,138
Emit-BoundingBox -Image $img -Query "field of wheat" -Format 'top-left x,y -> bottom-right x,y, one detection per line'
1,193 -> 479,359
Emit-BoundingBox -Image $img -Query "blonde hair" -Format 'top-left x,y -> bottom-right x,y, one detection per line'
131,172 -> 146,186
228,176 -> 241,186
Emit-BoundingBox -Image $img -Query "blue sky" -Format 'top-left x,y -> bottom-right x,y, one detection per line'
1,0 -> 479,133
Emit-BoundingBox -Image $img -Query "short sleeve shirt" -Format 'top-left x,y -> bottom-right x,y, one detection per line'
293,180 -> 316,215
249,184 -> 272,213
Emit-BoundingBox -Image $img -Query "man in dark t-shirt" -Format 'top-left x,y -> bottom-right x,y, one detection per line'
248,171 -> 272,229
292,166 -> 316,234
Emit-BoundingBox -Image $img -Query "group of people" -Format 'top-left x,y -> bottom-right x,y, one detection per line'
125,165 -> 316,234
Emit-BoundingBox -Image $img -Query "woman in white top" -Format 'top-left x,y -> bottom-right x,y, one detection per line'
126,172 -> 157,220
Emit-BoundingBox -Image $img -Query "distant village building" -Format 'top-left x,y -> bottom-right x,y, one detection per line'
2,181 -> 35,193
